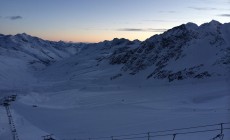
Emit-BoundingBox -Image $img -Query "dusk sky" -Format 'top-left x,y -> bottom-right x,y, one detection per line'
0,0 -> 229,42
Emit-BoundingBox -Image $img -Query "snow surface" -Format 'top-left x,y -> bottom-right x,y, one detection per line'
2,79 -> 229,140
0,21 -> 230,140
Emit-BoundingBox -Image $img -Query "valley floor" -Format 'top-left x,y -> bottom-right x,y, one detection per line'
1,78 -> 230,140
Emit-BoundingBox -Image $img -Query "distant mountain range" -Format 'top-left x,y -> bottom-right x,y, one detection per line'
0,20 -> 229,90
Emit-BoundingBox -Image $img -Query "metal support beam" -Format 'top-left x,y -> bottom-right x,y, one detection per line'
0,95 -> 19,140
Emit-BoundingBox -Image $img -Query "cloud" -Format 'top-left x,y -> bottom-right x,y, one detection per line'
84,27 -> 168,33
143,20 -> 169,22
116,28 -> 167,32
188,6 -> 230,11
188,7 -> 217,10
143,19 -> 180,22
218,14 -> 230,17
158,11 -> 176,13
6,16 -> 23,20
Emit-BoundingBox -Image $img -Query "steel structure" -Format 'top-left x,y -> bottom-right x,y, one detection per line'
0,95 -> 19,140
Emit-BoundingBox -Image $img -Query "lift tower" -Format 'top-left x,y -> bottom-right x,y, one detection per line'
0,95 -> 19,140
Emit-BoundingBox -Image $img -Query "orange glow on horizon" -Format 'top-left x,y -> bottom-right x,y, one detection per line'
34,31 -> 159,43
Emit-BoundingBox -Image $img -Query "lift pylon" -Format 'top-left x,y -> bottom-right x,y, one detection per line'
0,95 -> 19,140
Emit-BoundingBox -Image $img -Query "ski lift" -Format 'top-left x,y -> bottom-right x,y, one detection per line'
3,101 -> 10,106
42,134 -> 55,140
10,95 -> 17,101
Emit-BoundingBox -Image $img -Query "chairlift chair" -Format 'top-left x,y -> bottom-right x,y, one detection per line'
11,95 -> 17,101
3,102 -> 10,106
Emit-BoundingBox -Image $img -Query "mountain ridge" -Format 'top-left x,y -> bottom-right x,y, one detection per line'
0,20 -> 229,91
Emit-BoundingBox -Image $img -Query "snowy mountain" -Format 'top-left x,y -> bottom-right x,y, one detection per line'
37,20 -> 230,86
0,33 -> 84,89
0,33 -> 83,66
0,20 -> 230,140
1,20 -> 229,86
110,20 -> 230,81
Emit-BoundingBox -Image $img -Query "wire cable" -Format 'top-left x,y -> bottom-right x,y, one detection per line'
74,122 -> 230,140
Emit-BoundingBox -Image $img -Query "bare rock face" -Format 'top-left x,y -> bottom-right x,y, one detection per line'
107,21 -> 230,81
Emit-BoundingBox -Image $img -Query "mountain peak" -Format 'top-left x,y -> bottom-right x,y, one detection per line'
15,33 -> 31,39
17,32 -> 29,36
184,22 -> 198,30
209,20 -> 221,25
199,20 -> 222,32
200,20 -> 222,28
111,38 -> 130,46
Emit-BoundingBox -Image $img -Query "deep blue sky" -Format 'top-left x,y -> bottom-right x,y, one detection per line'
0,0 -> 229,42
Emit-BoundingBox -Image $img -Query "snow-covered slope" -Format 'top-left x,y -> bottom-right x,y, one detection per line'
0,33 -> 83,90
39,20 -> 230,87
0,33 -> 83,66
0,20 -> 230,140
112,20 -> 230,81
